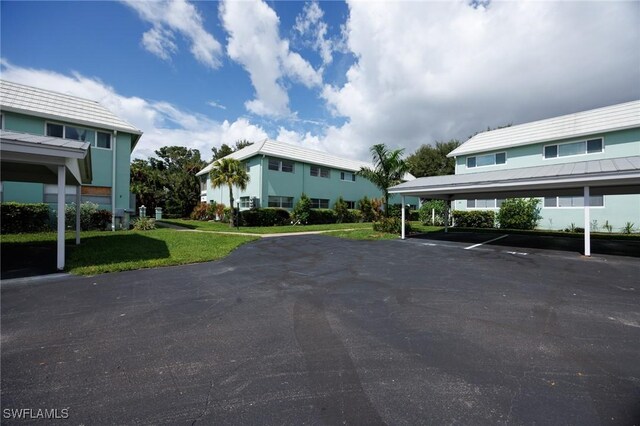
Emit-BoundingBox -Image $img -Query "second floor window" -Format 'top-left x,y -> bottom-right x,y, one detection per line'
340,171 -> 356,182
46,122 -> 111,149
544,138 -> 603,159
467,152 -> 506,168
268,158 -> 294,173
310,165 -> 330,178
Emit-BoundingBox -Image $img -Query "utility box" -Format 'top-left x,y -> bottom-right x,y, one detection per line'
155,207 -> 163,220
139,205 -> 147,218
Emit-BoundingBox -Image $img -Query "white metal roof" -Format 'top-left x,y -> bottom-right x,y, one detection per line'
449,100 -> 640,158
197,139 -> 416,180
0,80 -> 142,145
389,156 -> 640,199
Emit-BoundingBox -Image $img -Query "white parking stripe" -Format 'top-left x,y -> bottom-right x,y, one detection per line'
464,234 -> 509,250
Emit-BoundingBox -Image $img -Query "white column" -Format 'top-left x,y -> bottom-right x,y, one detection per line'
75,186 -> 81,245
57,165 -> 66,270
401,195 -> 406,240
584,186 -> 591,257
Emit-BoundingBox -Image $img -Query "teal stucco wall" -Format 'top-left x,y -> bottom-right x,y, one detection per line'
452,128 -> 640,231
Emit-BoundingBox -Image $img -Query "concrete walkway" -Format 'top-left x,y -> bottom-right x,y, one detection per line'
156,220 -> 358,238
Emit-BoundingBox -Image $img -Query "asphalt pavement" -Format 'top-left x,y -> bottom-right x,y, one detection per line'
1,235 -> 639,425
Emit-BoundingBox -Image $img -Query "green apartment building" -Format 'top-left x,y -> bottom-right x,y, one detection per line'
0,80 -> 143,227
197,139 -> 418,211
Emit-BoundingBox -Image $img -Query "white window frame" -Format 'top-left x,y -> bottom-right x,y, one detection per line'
239,196 -> 251,208
543,195 -> 605,208
310,198 -> 330,209
340,171 -> 356,182
268,196 -> 294,208
466,152 -> 507,169
543,137 -> 604,160
466,198 -> 505,209
310,165 -> 330,178
44,121 -> 113,150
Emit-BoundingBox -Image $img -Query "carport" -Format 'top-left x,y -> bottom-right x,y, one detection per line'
390,156 -> 640,256
1,130 -> 92,270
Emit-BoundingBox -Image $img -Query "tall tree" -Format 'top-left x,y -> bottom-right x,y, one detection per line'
211,139 -> 254,161
209,158 -> 250,227
357,144 -> 409,217
406,139 -> 460,178
130,146 -> 205,218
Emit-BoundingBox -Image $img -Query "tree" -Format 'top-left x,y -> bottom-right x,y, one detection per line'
209,158 -> 250,227
406,139 -> 460,178
211,139 -> 254,161
130,146 -> 206,218
357,144 -> 409,217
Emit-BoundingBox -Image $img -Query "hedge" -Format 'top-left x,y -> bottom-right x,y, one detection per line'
1,202 -> 51,233
240,208 -> 290,226
373,217 -> 412,234
452,210 -> 495,228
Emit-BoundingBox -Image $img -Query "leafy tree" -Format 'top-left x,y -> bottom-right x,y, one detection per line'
209,158 -> 250,227
211,139 -> 254,161
357,144 -> 409,217
406,140 -> 460,178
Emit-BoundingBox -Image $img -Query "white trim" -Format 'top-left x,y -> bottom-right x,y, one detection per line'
542,136 -> 604,160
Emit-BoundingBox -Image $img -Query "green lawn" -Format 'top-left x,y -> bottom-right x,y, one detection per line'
160,219 -> 374,234
1,229 -> 258,275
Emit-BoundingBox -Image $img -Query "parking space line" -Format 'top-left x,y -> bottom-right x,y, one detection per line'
464,234 -> 509,250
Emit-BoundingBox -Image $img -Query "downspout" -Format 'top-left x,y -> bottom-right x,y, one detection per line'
111,130 -> 117,231
260,154 -> 265,207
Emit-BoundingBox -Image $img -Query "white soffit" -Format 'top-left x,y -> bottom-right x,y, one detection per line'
449,100 -> 640,157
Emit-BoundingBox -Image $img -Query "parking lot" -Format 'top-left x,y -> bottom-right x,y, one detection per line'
2,234 -> 639,424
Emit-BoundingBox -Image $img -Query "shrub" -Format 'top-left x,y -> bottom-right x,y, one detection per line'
419,200 -> 447,225
215,203 -> 226,221
190,202 -> 218,221
348,209 -> 363,223
452,210 -> 495,228
240,208 -> 290,226
90,210 -> 112,230
1,202 -> 51,233
292,193 -> 312,225
497,198 -> 541,230
371,198 -> 385,220
358,196 -> 376,222
308,209 -> 337,225
373,217 -> 412,234
622,222 -> 635,234
333,196 -> 349,223
388,204 -> 402,218
133,217 -> 156,231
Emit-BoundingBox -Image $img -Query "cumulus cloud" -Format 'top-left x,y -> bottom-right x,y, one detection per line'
123,0 -> 222,69
0,60 -> 268,160
320,1 -> 640,161
294,1 -> 334,67
220,0 -> 322,118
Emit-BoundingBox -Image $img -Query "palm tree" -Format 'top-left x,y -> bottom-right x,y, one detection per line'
209,158 -> 250,227
357,144 -> 409,217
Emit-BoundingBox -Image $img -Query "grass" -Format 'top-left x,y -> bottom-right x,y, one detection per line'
1,229 -> 258,275
160,219 -> 374,234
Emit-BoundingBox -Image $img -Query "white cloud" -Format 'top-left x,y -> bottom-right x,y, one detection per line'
0,60 -> 268,161
207,100 -> 226,110
220,0 -> 322,118
294,1 -> 333,66
319,1 -> 640,161
123,0 -> 222,69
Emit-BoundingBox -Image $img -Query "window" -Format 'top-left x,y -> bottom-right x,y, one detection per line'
268,158 -> 294,173
310,198 -> 330,209
544,138 -> 603,159
466,152 -> 506,168
345,201 -> 356,209
0,113 -> 4,129
544,195 -> 604,208
96,132 -> 111,149
340,171 -> 356,182
239,196 -> 251,208
46,123 -> 63,138
467,198 -> 505,209
268,196 -> 294,208
310,165 -> 330,178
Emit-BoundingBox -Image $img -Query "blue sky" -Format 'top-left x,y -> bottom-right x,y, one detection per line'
1,1 -> 639,162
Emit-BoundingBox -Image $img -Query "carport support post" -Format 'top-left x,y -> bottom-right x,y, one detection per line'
444,200 -> 449,233
584,186 -> 591,257
75,186 -> 81,245
401,195 -> 406,240
57,165 -> 65,270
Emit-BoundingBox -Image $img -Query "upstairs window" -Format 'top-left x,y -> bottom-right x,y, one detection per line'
466,152 -> 506,168
45,122 -> 112,149
340,171 -> 356,182
46,123 -> 63,138
96,132 -> 112,149
310,165 -> 330,178
268,158 -> 294,173
310,198 -> 330,209
544,138 -> 603,159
